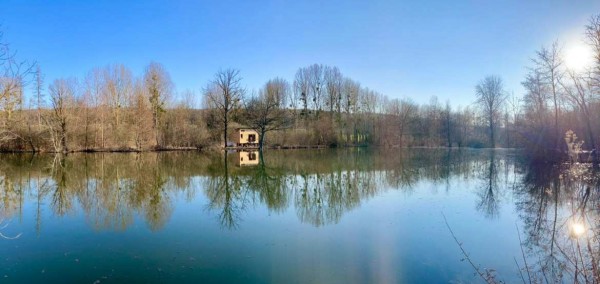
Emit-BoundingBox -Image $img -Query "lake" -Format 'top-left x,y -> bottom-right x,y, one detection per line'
0,149 -> 598,283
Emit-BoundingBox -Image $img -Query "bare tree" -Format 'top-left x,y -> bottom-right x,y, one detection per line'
386,98 -> 417,146
94,65 -> 133,148
131,79 -> 153,149
102,64 -> 133,130
203,69 -> 244,148
324,66 -> 343,118
505,93 -> 521,148
22,65 -> 45,151
453,106 -> 474,148
143,62 -> 173,147
533,42 -> 564,150
48,78 -> 77,153
475,76 -> 507,148
78,76 -> 93,150
584,13 -> 600,161
561,70 -> 597,155
586,14 -> 600,88
522,69 -> 549,126
33,65 -> 44,127
341,78 -> 360,142
244,78 -> 291,150
293,67 -> 310,116
443,101 -> 452,147
84,67 -> 106,148
307,64 -> 325,116
0,28 -> 35,144
342,78 -> 360,115
424,96 -> 442,146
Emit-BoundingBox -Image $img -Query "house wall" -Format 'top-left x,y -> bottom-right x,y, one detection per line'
235,129 -> 259,144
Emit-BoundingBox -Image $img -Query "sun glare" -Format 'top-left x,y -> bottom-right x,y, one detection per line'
564,43 -> 594,71
570,222 -> 586,238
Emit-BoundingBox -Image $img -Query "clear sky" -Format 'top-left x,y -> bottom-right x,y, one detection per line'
2,0 -> 600,107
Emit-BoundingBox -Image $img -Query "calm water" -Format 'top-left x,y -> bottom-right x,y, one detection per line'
0,149 -> 598,283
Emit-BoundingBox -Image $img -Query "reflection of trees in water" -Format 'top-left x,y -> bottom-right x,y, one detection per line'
0,154 -> 51,236
3,149 -> 600,280
0,149 -> 512,232
515,161 -> 600,282
476,152 -> 500,218
293,170 -> 381,226
75,154 -> 174,231
140,163 -> 172,231
295,172 -> 345,226
246,153 -> 288,213
204,152 -> 248,229
50,156 -> 73,216
203,149 -> 504,227
0,168 -> 24,218
0,153 -> 206,232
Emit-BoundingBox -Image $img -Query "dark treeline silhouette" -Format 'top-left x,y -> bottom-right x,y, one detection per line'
1,15 -> 600,162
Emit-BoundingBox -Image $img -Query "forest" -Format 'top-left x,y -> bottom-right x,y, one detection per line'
1,14 -> 600,162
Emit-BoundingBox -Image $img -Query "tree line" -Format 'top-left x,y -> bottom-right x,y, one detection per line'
1,54 -> 209,152
1,14 -> 600,159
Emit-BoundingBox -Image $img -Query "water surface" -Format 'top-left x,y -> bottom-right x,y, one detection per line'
0,149 -> 597,283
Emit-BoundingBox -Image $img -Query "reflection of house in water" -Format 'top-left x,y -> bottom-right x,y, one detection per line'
236,151 -> 259,167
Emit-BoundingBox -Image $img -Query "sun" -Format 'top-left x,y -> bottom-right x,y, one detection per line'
564,43 -> 594,71
569,220 -> 587,238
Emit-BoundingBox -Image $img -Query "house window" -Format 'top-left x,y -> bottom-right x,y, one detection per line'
241,134 -> 244,139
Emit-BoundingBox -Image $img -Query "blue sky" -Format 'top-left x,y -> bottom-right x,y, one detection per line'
2,0 -> 600,107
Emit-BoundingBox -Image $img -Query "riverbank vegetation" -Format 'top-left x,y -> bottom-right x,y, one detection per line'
1,15 -> 600,162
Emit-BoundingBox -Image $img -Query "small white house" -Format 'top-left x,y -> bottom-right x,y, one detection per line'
232,128 -> 259,148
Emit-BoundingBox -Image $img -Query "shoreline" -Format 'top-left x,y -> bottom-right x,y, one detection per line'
0,144 -> 522,154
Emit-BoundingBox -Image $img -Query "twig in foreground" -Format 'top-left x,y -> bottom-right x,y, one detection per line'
442,212 -> 500,284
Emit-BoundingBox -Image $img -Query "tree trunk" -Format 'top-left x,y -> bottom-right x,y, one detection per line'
582,107 -> 598,163
61,121 -> 68,153
223,118 -> 228,149
489,118 -> 495,148
583,108 -> 596,151
446,117 -> 451,148
552,81 -> 559,151
259,129 -> 266,151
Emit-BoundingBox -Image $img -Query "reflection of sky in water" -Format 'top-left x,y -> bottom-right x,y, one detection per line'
0,149 -> 596,283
